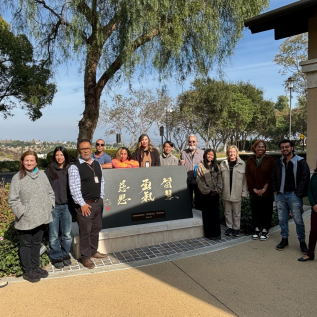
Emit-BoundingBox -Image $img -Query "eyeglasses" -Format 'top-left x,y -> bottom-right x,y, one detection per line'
188,141 -> 196,144
79,147 -> 91,152
96,143 -> 105,146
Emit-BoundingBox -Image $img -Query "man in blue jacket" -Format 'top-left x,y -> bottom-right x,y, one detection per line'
272,139 -> 310,254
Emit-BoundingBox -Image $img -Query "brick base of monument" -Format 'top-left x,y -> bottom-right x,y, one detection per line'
72,209 -> 203,258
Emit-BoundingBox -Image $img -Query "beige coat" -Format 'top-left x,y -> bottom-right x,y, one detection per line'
196,162 -> 222,195
220,158 -> 248,202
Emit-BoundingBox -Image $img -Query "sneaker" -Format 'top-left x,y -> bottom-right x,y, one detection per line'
225,228 -> 232,236
232,230 -> 240,237
53,261 -> 64,269
63,258 -> 72,266
23,270 -> 40,283
300,241 -> 308,254
252,227 -> 260,240
276,238 -> 289,250
260,229 -> 269,241
34,267 -> 49,278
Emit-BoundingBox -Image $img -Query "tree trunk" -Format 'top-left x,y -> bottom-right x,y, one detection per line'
77,42 -> 102,145
77,91 -> 101,144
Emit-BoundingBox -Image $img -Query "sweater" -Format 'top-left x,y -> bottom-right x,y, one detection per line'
112,158 -> 139,168
220,158 -> 248,202
160,153 -> 179,166
245,155 -> 275,197
44,166 -> 70,204
196,162 -> 222,195
8,170 -> 55,230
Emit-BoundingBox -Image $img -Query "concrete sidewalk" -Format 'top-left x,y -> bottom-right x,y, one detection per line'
2,212 -> 316,317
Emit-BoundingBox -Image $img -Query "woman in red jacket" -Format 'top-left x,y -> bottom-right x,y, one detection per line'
112,147 -> 139,168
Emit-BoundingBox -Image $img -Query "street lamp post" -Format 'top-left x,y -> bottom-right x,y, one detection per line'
287,76 -> 295,140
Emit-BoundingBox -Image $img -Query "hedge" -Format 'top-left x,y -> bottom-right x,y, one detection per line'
0,158 -> 48,173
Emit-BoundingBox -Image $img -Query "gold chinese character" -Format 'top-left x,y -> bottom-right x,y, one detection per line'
118,194 -> 131,205
141,191 -> 155,203
161,177 -> 172,189
118,180 -> 130,193
140,179 -> 152,192
165,190 -> 173,200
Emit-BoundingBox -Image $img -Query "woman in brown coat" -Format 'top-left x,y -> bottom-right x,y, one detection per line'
133,134 -> 160,167
245,140 -> 275,241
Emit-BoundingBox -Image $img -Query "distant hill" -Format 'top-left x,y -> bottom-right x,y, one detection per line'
0,148 -> 21,161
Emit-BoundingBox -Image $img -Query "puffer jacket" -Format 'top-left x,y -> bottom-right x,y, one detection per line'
220,158 -> 248,202
196,161 -> 222,195
272,154 -> 310,198
8,170 -> 55,230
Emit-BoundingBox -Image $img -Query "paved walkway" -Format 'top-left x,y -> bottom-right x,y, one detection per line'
2,208 -> 316,317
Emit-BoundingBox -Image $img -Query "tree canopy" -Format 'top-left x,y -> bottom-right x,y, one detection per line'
0,15 -> 56,120
4,0 -> 269,142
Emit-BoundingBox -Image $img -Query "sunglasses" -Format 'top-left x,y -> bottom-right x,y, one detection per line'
188,141 -> 196,144
96,143 -> 105,146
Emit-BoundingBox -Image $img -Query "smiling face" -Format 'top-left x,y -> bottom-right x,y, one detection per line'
280,142 -> 293,157
255,142 -> 266,157
120,149 -> 128,162
188,136 -> 197,151
23,155 -> 37,172
55,151 -> 65,167
206,151 -> 214,163
141,136 -> 149,148
228,148 -> 237,161
96,139 -> 105,152
163,143 -> 173,155
78,141 -> 92,161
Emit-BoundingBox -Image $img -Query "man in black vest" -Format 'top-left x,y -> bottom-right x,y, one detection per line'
69,139 -> 106,268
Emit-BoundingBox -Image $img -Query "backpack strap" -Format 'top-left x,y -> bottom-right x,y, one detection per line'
193,164 -> 199,178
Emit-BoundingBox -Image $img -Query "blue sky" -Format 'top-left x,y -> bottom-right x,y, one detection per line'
0,0 -> 299,144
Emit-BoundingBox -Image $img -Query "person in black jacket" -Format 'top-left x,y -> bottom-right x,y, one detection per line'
272,140 -> 310,254
45,147 -> 73,269
133,134 -> 160,167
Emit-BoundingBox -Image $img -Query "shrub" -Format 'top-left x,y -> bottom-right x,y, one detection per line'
0,181 -> 50,277
0,158 -> 48,172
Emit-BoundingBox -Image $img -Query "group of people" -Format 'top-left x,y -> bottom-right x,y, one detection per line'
4,133 -> 317,285
183,135 -> 315,264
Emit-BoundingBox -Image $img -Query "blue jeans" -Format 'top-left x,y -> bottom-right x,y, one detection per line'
49,204 -> 72,262
275,192 -> 305,242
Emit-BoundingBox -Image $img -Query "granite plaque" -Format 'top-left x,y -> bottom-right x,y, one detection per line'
102,166 -> 193,228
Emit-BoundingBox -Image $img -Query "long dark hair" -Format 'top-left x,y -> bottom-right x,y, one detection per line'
48,146 -> 70,180
203,149 -> 218,172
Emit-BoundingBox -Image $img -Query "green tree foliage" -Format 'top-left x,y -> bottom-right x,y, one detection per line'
5,0 -> 269,142
0,15 -> 56,120
178,79 -> 274,151
273,33 -> 308,98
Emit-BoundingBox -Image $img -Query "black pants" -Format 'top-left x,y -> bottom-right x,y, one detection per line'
76,198 -> 103,261
250,196 -> 273,231
17,225 -> 45,273
187,183 -> 202,210
201,193 -> 221,238
308,209 -> 317,259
